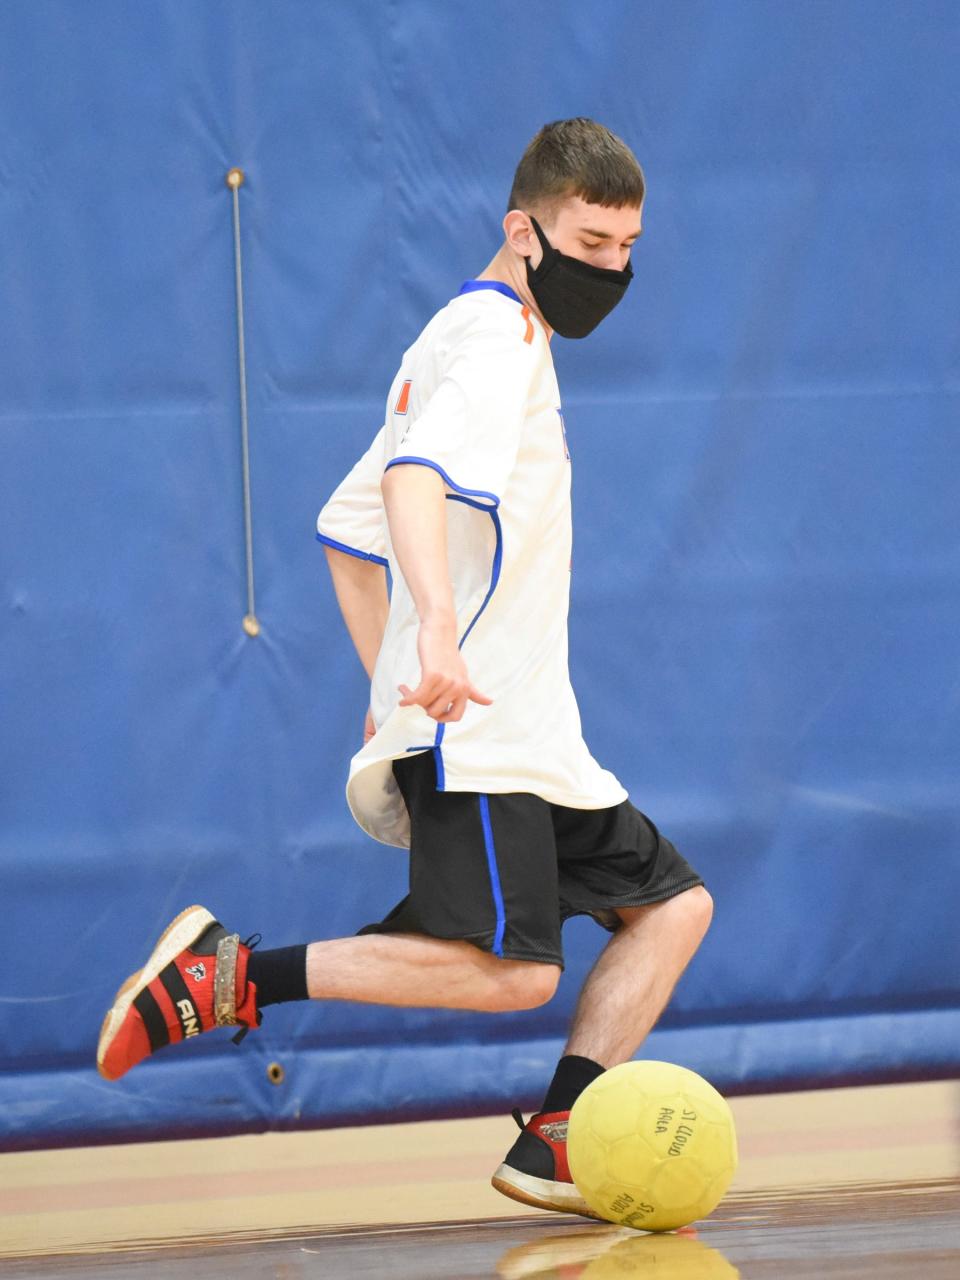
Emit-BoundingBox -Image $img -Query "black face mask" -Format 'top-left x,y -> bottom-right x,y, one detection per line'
525,216 -> 633,338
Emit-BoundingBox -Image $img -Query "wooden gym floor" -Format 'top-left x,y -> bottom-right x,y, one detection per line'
1,1078 -> 958,1277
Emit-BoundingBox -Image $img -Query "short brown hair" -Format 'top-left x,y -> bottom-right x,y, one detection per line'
507,118 -> 645,218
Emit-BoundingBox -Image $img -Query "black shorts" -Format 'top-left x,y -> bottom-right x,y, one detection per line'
358,751 -> 704,967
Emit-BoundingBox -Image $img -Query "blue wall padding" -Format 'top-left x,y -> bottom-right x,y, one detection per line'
3,1005 -> 959,1152
1,0 -> 958,1149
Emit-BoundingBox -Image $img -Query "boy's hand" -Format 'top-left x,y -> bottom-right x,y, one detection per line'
398,618 -> 493,723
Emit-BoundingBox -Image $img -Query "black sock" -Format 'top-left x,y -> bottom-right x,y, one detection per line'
540,1054 -> 605,1113
246,945 -> 309,1008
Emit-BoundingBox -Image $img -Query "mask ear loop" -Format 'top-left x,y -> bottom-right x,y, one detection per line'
526,216 -> 557,278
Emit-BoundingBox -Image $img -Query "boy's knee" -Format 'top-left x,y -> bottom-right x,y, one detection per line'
683,884 -> 714,936
493,960 -> 560,1011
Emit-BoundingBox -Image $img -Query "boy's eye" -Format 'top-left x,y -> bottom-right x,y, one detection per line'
581,240 -> 602,250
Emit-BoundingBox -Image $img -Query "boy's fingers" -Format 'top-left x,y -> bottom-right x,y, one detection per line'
400,679 -> 491,712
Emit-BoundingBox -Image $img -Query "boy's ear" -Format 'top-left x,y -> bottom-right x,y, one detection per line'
503,210 -> 537,259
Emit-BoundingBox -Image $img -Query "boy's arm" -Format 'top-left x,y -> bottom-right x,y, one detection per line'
323,547 -> 389,681
381,463 -> 492,723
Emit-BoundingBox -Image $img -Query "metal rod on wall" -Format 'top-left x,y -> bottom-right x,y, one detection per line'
226,167 -> 260,638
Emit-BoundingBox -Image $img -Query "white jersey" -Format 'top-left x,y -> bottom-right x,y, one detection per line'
316,281 -> 627,847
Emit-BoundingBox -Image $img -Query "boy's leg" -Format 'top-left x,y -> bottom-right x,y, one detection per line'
564,886 -> 714,1067
491,886 -> 712,1216
305,933 -> 559,1011
492,795 -> 711,1217
97,907 -> 559,1081
99,756 -> 566,1082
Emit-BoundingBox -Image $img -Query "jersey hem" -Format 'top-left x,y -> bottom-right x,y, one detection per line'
433,776 -> 628,809
315,531 -> 389,567
346,753 -> 629,852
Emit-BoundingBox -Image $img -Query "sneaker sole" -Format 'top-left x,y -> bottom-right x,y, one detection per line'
491,1163 -> 605,1220
96,905 -> 216,1080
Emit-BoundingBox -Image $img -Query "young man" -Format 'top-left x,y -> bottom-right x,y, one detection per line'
98,119 -> 712,1218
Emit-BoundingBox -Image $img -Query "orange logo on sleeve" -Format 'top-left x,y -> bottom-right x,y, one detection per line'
520,306 -> 535,344
394,379 -> 412,415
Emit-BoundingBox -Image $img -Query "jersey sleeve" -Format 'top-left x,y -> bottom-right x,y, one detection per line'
385,318 -> 536,507
316,426 -> 389,566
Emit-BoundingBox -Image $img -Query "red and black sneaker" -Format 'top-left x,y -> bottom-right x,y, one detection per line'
491,1109 -> 603,1219
97,905 -> 260,1081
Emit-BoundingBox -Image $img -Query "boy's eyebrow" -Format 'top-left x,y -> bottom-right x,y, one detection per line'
579,226 -> 643,240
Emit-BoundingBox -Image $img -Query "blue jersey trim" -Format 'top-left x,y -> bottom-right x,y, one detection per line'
400,490 -> 504,779
458,280 -> 522,305
384,456 -> 500,509
315,531 -> 389,568
478,795 -> 506,957
403,742 -> 446,789
448,495 -> 503,649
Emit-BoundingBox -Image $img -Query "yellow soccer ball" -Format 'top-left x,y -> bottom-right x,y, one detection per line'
567,1060 -> 738,1231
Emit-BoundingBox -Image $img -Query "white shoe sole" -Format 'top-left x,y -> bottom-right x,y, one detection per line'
96,905 -> 216,1079
491,1162 -> 604,1220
